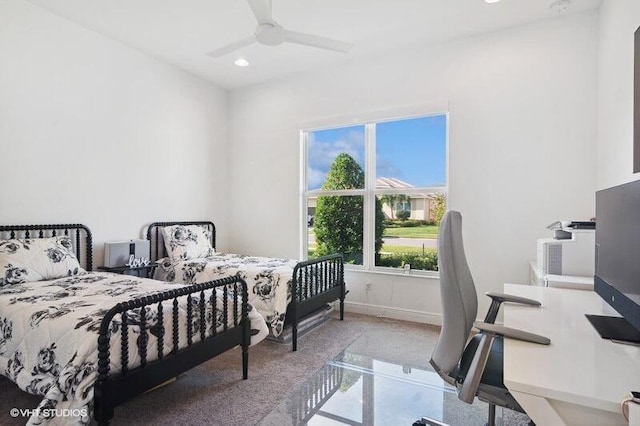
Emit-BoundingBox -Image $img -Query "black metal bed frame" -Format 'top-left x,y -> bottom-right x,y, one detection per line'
0,223 -> 93,271
0,224 -> 250,425
146,221 -> 346,351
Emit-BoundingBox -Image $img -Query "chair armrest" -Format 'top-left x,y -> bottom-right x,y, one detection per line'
458,332 -> 495,404
483,292 -> 542,323
459,322 -> 550,404
473,321 -> 550,345
486,292 -> 541,306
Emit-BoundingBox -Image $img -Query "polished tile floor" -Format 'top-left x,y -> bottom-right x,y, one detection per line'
259,327 -> 507,426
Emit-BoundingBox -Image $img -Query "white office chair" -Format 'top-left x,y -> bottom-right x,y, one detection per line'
418,211 -> 550,426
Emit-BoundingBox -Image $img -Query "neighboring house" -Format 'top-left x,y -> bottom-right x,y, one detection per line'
307,177 -> 440,223
376,177 -> 438,221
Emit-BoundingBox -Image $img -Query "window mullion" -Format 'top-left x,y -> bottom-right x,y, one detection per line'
300,131 -> 308,259
306,189 -> 366,197
364,123 -> 376,270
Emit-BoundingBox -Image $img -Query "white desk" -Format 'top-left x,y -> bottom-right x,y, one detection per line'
503,284 -> 640,426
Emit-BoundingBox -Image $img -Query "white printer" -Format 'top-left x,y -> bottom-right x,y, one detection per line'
537,229 -> 595,276
530,221 -> 595,289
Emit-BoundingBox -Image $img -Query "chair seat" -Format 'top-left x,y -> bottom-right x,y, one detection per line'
454,334 -> 505,389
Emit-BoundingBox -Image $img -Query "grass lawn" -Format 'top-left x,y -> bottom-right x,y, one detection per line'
383,225 -> 439,239
308,225 -> 439,256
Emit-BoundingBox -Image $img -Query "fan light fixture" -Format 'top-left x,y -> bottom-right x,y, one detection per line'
234,58 -> 250,67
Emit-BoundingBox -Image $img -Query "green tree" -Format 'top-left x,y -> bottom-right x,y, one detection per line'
380,194 -> 411,220
314,153 -> 384,264
380,194 -> 398,220
380,194 -> 410,220
431,193 -> 447,225
396,210 -> 410,221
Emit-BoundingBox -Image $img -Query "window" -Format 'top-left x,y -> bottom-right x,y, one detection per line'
396,200 -> 411,213
302,114 -> 447,273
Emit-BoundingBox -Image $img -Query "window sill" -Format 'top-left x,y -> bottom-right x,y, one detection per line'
344,266 -> 440,280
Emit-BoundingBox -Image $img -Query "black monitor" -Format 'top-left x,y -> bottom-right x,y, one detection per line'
587,180 -> 640,343
635,26 -> 640,173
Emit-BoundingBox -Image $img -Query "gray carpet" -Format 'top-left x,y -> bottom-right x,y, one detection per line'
0,313 -> 530,425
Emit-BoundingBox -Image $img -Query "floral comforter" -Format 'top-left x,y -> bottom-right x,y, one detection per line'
0,272 -> 267,425
155,254 -> 299,336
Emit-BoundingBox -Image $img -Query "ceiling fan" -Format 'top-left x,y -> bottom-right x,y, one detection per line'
207,0 -> 353,58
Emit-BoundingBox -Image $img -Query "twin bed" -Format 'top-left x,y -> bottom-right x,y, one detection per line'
0,222 -> 346,425
146,221 -> 346,352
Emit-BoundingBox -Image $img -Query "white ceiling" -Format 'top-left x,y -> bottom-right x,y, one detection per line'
28,0 -> 602,89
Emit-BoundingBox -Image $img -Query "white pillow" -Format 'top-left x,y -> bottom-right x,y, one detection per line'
0,236 -> 86,286
161,225 -> 214,261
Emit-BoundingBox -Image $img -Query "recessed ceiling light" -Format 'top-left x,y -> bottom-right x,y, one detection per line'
549,0 -> 571,12
234,58 -> 250,67
485,0 -> 501,3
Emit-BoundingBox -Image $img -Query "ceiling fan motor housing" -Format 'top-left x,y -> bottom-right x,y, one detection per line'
256,23 -> 285,46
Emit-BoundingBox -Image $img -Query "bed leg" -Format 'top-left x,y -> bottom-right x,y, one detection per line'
340,284 -> 347,321
242,345 -> 248,379
94,380 -> 114,426
94,402 -> 113,426
292,321 -> 298,352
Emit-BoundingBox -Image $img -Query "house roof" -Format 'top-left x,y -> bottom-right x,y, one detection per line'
376,178 -> 439,199
308,177 -> 442,200
375,177 -> 414,189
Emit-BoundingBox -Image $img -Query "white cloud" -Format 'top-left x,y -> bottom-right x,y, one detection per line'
307,129 -> 364,189
376,157 -> 401,179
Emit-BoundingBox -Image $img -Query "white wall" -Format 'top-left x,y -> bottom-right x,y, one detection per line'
0,1 -> 230,264
0,1 -> 601,324
597,0 -> 640,189
229,12 -> 599,322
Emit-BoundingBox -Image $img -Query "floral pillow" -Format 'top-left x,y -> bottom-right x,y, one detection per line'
161,225 -> 214,261
0,236 -> 86,286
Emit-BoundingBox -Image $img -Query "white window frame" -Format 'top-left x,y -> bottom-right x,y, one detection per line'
300,110 -> 449,276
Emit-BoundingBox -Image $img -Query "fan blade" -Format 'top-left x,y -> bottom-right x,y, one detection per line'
207,36 -> 256,58
284,30 -> 353,53
247,0 -> 274,24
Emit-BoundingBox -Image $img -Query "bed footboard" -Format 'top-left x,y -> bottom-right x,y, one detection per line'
289,254 -> 345,351
94,276 -> 250,425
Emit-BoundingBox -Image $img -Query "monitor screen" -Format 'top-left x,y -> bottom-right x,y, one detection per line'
595,180 -> 640,332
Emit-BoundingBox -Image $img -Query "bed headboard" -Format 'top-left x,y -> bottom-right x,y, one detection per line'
0,223 -> 93,271
146,221 -> 216,262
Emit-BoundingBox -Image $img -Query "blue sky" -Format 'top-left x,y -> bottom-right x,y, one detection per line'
307,115 -> 447,190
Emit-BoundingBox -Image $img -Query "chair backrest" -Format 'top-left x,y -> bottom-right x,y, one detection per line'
430,210 -> 478,376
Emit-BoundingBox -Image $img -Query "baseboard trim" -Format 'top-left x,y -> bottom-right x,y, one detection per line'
342,301 -> 442,326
